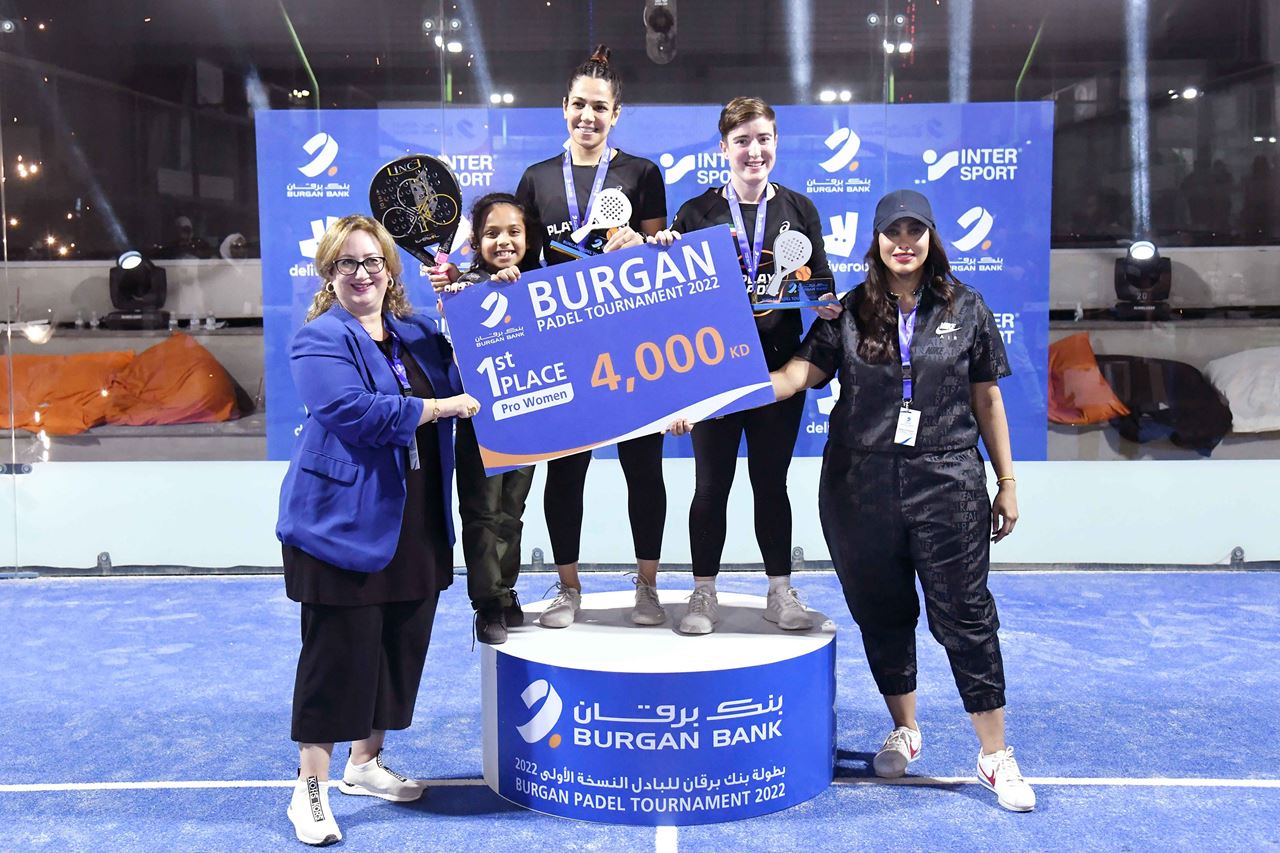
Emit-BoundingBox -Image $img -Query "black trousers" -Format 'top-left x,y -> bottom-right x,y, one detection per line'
543,432 -> 666,566
819,445 -> 1006,714
689,393 -> 805,577
291,596 -> 439,744
455,418 -> 536,612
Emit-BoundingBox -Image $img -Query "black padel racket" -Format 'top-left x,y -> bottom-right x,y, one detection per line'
369,154 -> 463,268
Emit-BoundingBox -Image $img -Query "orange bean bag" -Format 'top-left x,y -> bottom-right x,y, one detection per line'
104,333 -> 240,426
1,350 -> 135,435
1048,332 -> 1131,425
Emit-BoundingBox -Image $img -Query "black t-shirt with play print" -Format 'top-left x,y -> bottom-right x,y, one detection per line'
795,281 -> 1011,454
516,150 -> 667,265
671,184 -> 834,370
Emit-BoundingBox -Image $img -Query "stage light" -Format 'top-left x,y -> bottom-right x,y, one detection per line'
644,0 -> 677,64
0,19 -> 15,34
893,13 -> 907,26
1114,240 -> 1171,320
107,251 -> 170,329
883,40 -> 896,53
502,92 -> 514,104
1254,136 -> 1265,142
489,92 -> 501,105
1181,86 -> 1198,99
7,217 -> 17,227
446,41 -> 463,53
1271,137 -> 1278,143
818,89 -> 836,103
898,41 -> 913,53
449,18 -> 461,30
422,18 -> 434,31
866,12 -> 880,26
839,90 -> 852,102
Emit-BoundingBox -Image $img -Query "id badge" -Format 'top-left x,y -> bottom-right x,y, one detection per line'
894,406 -> 920,447
407,438 -> 421,470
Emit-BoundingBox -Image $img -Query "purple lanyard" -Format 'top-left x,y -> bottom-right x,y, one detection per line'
897,303 -> 918,404
725,183 -> 767,285
562,148 -> 613,246
379,330 -> 412,397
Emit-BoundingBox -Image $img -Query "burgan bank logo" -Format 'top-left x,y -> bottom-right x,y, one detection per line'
480,291 -> 510,328
289,132 -> 350,199
807,126 -> 871,196
916,146 -> 1020,184
949,205 -> 1003,273
658,150 -> 729,186
515,679 -> 564,746
298,132 -> 339,178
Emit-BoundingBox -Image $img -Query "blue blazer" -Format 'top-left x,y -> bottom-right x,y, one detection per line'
276,306 -> 463,573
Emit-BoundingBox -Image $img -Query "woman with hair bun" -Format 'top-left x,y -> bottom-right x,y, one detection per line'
514,44 -> 671,629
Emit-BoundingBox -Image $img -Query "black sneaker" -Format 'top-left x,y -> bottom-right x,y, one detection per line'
474,609 -> 508,645
504,590 -> 525,628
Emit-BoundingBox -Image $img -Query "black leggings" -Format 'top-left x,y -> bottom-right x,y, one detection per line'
689,393 -> 805,577
543,432 -> 666,566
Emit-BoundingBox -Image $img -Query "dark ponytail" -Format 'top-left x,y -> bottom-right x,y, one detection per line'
566,44 -> 622,105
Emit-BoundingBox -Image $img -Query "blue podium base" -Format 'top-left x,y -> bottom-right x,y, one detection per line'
481,590 -> 836,826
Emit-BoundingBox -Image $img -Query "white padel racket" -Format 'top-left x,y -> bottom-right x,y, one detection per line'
752,229 -> 813,311
569,187 -> 633,244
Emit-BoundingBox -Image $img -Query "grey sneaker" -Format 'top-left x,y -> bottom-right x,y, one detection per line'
764,585 -> 813,630
338,750 -> 426,802
679,586 -> 719,634
287,774 -> 342,846
538,583 -> 581,628
630,576 -> 667,625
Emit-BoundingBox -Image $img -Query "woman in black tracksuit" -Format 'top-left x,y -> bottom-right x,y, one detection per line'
770,188 -> 1035,813
514,45 -> 669,629
656,97 -> 839,636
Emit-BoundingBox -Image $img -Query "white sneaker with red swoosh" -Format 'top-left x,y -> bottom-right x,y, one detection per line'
872,725 -> 922,778
977,746 -> 1036,812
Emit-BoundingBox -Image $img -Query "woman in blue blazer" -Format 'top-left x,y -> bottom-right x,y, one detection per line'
276,214 -> 479,846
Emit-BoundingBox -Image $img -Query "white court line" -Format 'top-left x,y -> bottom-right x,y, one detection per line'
833,776 -> 1280,788
654,824 -> 678,853
4,776 -> 1279,794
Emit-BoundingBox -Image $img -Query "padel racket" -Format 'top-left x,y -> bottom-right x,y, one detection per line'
369,154 -> 463,267
569,187 -> 632,244
752,228 -> 830,311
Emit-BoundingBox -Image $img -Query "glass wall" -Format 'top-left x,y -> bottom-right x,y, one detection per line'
2,0 -> 1279,569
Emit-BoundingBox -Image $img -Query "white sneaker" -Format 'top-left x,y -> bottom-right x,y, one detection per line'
763,585 -> 813,630
977,746 -> 1036,812
630,577 -> 667,625
339,750 -> 426,802
872,725 -> 922,778
538,583 -> 581,628
287,774 -> 342,846
679,586 -> 720,634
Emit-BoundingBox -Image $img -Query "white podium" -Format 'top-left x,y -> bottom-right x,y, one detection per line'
481,590 -> 836,825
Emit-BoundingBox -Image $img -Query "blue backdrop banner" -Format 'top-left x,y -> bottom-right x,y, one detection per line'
443,226 -> 774,474
255,102 -> 1052,460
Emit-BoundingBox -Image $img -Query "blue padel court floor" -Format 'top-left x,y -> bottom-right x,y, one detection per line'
2,570 -> 1278,852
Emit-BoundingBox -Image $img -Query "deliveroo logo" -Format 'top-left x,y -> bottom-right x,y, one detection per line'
515,679 -> 563,745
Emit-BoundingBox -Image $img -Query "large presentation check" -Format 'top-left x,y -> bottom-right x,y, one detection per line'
443,225 -> 775,474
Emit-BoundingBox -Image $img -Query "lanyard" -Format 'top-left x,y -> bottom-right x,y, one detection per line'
725,183 -> 767,286
376,329 -> 421,470
897,302 -> 918,405
562,147 -> 613,246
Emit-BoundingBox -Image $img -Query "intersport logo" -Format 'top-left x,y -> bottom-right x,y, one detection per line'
658,150 -> 729,185
917,147 -> 1020,183
515,679 -> 563,745
952,206 -> 994,252
480,291 -> 510,328
298,132 -> 340,178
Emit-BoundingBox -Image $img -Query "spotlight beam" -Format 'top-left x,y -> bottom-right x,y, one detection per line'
949,0 -> 973,103
785,0 -> 813,104
1125,0 -> 1152,235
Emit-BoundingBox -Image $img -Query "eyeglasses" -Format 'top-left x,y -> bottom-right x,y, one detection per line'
333,256 -> 386,276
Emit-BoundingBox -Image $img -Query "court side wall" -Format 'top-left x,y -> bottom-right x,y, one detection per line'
2,459 -> 1274,569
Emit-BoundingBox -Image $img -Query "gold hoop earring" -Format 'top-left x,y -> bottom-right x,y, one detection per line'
324,281 -> 335,294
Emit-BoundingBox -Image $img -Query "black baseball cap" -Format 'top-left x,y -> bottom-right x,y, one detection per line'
874,189 -> 935,232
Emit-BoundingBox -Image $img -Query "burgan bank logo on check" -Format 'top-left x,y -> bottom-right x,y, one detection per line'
480,291 -> 510,328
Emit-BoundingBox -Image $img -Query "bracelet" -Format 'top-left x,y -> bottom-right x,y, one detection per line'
996,476 -> 1016,483
428,399 -> 440,422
